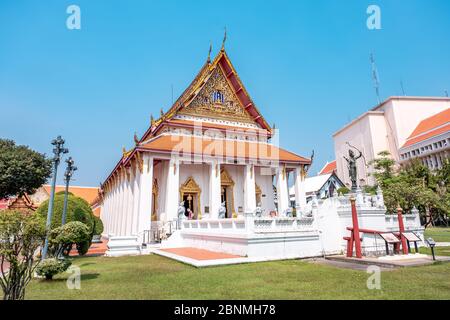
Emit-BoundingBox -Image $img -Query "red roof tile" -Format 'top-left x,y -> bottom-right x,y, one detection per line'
319,160 -> 337,175
138,135 -> 311,164
402,108 -> 450,148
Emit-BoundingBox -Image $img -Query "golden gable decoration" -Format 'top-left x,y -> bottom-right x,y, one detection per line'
220,168 -> 234,186
179,66 -> 254,123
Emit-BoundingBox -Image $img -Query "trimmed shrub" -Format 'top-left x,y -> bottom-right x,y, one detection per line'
93,216 -> 104,236
36,258 -> 72,280
337,187 -> 350,195
36,193 -> 95,233
76,240 -> 91,256
48,221 -> 91,257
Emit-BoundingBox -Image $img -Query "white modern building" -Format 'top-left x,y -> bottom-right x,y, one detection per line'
399,108 -> 449,169
333,97 -> 450,187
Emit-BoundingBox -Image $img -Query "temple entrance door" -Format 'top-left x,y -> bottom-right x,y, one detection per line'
179,177 -> 201,219
183,193 -> 197,219
220,168 -> 235,218
221,187 -> 228,218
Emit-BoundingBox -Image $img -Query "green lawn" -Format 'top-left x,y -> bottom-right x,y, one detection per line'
26,247 -> 450,300
424,227 -> 450,242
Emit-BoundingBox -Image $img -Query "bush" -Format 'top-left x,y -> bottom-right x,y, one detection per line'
337,187 -> 350,195
93,216 -> 104,236
36,258 -> 72,280
76,240 -> 91,255
36,193 -> 95,234
0,210 -> 46,299
48,221 -> 91,257
363,185 -> 378,195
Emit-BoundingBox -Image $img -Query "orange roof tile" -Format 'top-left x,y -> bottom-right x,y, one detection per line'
402,123 -> 450,148
43,185 -> 100,204
407,108 -> 450,139
138,135 -> 310,164
402,108 -> 450,148
319,160 -> 337,175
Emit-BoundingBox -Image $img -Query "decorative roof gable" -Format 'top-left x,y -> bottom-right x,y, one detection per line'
140,49 -> 272,142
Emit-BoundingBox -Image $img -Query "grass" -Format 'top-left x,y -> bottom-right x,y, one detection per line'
25,247 -> 450,300
424,227 -> 450,242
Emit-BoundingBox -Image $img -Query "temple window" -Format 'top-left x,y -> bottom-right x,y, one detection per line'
212,90 -> 224,103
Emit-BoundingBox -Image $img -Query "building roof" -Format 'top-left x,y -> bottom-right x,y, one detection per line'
319,160 -> 336,175
42,185 -> 100,204
0,198 -> 10,210
401,108 -> 450,148
138,135 -> 311,164
289,173 -> 333,195
333,96 -> 450,137
139,49 -> 272,143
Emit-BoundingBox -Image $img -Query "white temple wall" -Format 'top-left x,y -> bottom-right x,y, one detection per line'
254,167 -> 275,213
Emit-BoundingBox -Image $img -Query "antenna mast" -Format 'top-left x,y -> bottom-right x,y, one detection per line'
370,53 -> 381,104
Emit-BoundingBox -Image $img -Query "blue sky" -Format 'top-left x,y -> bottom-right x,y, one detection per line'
1,0 -> 450,186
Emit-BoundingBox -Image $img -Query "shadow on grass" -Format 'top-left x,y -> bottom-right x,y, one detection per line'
36,273 -> 100,283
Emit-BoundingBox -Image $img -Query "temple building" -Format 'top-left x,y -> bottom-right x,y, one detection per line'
99,46 -> 312,242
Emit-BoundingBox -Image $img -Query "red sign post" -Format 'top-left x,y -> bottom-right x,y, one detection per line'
350,197 -> 362,258
397,206 -> 409,254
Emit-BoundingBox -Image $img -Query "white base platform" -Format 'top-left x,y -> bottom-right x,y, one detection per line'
105,235 -> 141,257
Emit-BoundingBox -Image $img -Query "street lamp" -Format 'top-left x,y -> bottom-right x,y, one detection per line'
61,157 -> 77,225
41,136 -> 69,260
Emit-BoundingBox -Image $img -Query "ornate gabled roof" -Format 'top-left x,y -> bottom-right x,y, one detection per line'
140,49 -> 272,142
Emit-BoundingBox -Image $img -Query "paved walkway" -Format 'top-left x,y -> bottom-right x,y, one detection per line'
160,247 -> 241,260
308,258 -> 393,271
326,253 -> 450,268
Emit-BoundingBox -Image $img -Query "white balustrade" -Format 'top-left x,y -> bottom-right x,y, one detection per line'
181,216 -> 315,234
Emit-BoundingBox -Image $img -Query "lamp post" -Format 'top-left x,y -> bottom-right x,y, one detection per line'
41,136 -> 69,260
61,157 -> 77,225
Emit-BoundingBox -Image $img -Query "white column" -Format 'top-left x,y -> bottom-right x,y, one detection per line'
131,165 -> 141,236
118,174 -> 126,236
164,158 -> 180,222
276,165 -> 289,215
103,192 -> 111,235
111,183 -> 119,236
209,161 -> 221,219
243,164 -> 256,214
123,168 -> 133,236
137,154 -> 153,236
293,165 -> 307,210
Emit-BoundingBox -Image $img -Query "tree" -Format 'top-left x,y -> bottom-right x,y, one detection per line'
370,150 -> 396,188
36,193 -> 95,255
371,151 -> 449,226
0,139 -> 52,199
0,210 -> 46,300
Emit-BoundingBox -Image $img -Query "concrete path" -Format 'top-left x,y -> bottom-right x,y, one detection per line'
326,254 -> 450,268
435,242 -> 450,247
308,258 -> 393,271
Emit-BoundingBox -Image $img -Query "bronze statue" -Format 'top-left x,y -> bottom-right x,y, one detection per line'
343,149 -> 362,191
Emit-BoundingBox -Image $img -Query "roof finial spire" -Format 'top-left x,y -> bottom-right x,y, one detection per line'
221,27 -> 227,51
207,41 -> 212,63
